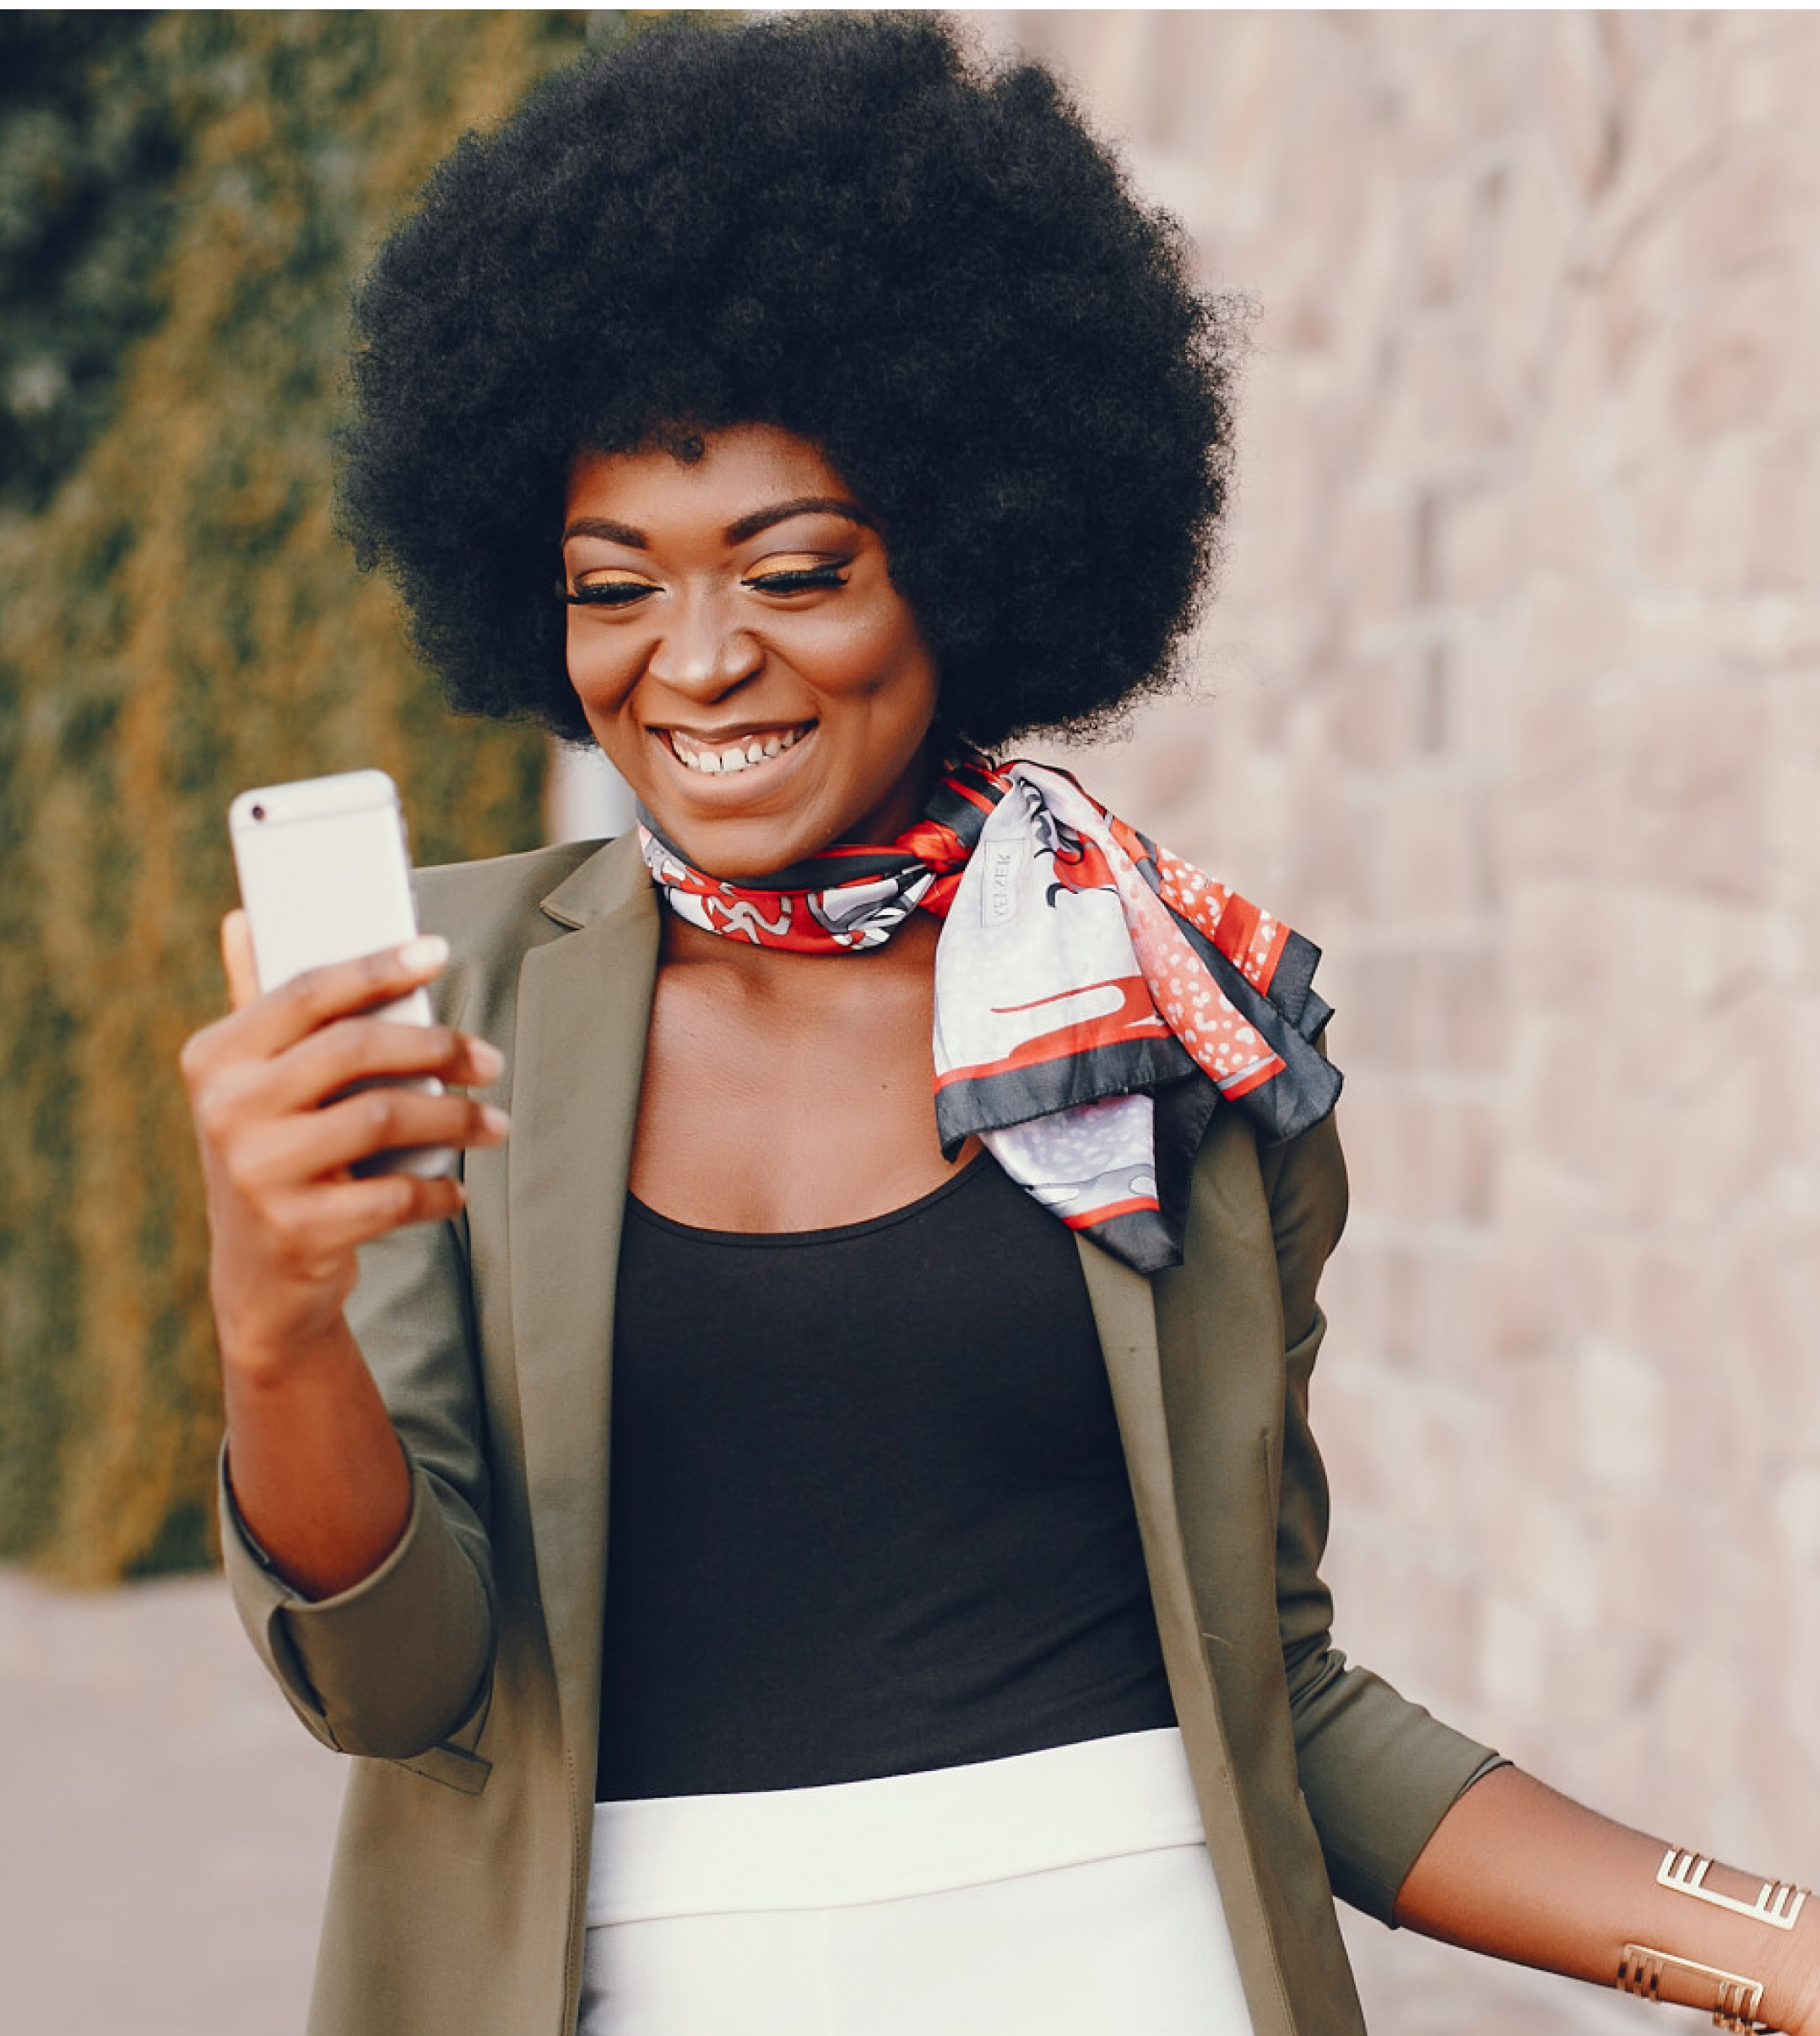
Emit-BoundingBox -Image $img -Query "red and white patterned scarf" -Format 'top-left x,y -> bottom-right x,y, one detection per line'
639,756 -> 1340,1272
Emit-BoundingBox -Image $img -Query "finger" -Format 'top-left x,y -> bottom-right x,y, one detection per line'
232,936 -> 452,1058
221,911 -> 260,1012
343,1169 -> 468,1239
185,1015 -> 502,1153
258,1169 -> 470,1263
230,1086 -> 509,1190
249,1018 -> 504,1119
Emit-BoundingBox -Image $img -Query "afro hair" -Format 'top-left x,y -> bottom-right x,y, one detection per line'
338,14 -> 1239,755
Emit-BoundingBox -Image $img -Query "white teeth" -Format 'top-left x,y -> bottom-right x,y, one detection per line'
670,727 -> 805,776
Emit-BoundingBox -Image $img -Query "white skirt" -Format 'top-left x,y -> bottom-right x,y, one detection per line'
578,1728 -> 1256,2036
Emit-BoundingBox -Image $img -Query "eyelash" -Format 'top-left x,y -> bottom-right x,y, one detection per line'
565,563 -> 850,607
746,563 -> 848,594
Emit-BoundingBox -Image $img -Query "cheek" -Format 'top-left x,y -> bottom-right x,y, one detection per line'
564,625 -> 632,711
815,609 -> 938,711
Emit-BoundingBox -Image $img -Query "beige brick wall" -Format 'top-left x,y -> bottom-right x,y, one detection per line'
979,7 -> 1820,2015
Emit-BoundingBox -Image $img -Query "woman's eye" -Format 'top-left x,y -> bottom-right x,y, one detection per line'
570,580 -> 654,608
744,563 -> 849,595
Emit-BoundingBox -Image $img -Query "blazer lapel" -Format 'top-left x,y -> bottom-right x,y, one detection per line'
508,836 -> 659,1786
1075,1222 -> 1297,2036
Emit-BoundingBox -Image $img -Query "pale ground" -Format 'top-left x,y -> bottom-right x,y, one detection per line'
0,1565 -> 1650,2036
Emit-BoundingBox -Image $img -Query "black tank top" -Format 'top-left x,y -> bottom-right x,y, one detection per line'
596,1152 -> 1176,1800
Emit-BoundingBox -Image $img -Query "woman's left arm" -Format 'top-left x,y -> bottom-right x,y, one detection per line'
1259,1096 -> 1817,2029
1396,1763 -> 1820,2033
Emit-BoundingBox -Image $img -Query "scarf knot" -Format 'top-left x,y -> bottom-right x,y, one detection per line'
639,756 -> 1341,1271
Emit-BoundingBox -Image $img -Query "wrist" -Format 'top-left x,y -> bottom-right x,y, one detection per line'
1762,1908 -> 1820,2034
1618,1850 -> 1818,2033
214,1292 -> 355,1387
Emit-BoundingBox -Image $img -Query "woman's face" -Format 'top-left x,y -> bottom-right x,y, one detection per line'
561,424 -> 941,880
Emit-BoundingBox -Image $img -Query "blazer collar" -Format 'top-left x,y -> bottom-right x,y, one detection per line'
539,828 -> 653,929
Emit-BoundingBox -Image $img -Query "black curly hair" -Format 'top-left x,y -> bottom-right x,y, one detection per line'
339,14 -> 1238,755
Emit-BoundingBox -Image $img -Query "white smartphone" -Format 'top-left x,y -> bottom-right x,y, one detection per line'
228,768 -> 454,1178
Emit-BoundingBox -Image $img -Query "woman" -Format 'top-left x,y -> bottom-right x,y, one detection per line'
181,17 -> 1817,2036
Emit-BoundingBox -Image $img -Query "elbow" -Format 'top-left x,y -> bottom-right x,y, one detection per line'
324,1643 -> 496,1779
275,1532 -> 499,1766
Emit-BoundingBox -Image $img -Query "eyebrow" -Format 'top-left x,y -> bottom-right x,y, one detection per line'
724,495 -> 875,544
561,495 -> 875,550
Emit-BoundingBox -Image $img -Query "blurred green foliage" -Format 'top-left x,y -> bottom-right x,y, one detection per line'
0,14 -> 184,513
0,10 -> 659,1583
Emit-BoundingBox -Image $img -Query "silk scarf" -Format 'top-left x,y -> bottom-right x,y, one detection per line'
638,756 -> 1341,1272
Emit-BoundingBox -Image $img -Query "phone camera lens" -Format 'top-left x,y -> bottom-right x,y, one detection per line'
251,804 -> 266,822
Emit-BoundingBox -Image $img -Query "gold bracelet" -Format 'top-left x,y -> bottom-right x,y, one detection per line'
1618,1944 -> 1771,2033
1660,1848 -> 1809,1931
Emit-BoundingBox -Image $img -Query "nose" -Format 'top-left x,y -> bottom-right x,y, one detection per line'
646,584 -> 762,699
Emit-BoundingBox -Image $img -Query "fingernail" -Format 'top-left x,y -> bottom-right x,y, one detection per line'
469,1041 -> 505,1080
481,1106 -> 511,1137
400,934 -> 449,971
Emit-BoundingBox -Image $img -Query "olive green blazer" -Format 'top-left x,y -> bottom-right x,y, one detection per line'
221,833 -> 1493,2036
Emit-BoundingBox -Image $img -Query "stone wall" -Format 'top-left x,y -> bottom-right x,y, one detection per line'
978,8 -> 1820,2019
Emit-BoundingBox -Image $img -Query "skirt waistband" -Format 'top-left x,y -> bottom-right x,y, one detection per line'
587,1727 -> 1209,1926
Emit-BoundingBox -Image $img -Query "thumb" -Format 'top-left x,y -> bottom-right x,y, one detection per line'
220,910 -> 261,1011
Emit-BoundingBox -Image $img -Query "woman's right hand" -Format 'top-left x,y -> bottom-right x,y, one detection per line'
181,911 -> 509,1380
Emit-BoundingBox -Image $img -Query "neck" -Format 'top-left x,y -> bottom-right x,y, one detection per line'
659,905 -> 941,982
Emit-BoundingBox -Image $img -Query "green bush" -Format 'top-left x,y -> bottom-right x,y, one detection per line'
0,11 -> 686,1582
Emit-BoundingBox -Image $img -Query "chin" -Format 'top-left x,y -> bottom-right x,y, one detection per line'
656,817 -> 826,882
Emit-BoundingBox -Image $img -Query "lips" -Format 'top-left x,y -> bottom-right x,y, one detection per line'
664,723 -> 812,777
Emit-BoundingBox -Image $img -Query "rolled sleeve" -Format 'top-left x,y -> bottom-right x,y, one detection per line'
219,1448 -> 494,1762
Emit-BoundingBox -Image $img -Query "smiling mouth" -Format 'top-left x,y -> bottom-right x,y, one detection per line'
664,724 -> 813,777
